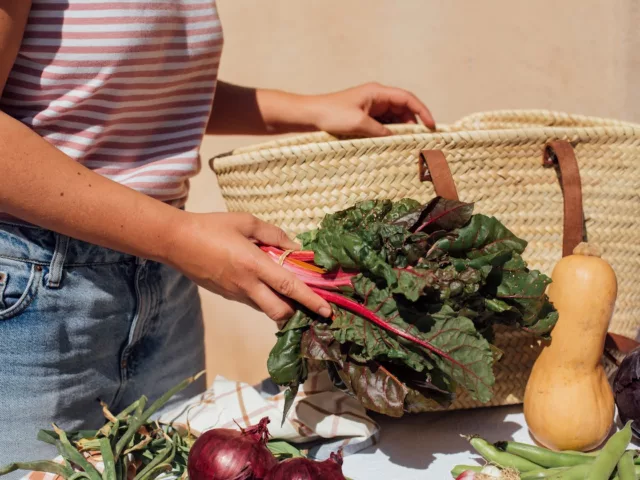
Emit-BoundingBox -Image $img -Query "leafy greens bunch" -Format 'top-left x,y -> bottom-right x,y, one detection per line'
265,197 -> 558,418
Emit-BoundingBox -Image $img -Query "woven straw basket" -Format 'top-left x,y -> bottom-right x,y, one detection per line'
211,109 -> 640,410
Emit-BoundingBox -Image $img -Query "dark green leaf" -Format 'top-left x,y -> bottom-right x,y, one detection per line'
430,214 -> 527,260
267,317 -> 309,386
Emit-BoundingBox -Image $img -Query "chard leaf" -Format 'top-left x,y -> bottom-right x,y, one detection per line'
413,197 -> 474,233
431,214 -> 527,260
301,324 -> 448,417
423,316 -> 495,403
267,328 -> 308,385
330,276 -> 495,403
300,228 -> 398,286
393,264 -> 483,303
331,306 -> 431,373
267,311 -> 310,418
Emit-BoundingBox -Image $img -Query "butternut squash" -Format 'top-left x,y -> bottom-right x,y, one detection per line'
523,243 -> 617,452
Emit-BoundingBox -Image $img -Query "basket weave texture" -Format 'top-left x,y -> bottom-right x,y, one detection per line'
212,110 -> 640,410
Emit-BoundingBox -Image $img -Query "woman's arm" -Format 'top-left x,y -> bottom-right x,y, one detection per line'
0,2 -> 330,322
207,81 -> 435,137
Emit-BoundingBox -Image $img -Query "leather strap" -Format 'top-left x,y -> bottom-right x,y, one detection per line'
543,141 -> 585,257
419,150 -> 459,200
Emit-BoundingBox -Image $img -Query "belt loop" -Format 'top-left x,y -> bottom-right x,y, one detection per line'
46,234 -> 70,288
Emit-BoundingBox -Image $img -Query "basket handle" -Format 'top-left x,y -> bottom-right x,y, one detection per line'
542,141 -> 585,257
418,150 -> 459,200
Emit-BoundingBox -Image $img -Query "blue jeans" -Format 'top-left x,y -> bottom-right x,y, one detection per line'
0,222 -> 206,475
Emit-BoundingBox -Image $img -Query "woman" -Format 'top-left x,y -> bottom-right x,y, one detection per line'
0,0 -> 434,467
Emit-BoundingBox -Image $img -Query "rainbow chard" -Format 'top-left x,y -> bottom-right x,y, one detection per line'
265,198 -> 558,419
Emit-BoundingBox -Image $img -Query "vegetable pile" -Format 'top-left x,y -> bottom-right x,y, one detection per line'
266,197 -> 558,417
453,422 -> 639,479
0,373 -> 348,480
0,372 -> 203,480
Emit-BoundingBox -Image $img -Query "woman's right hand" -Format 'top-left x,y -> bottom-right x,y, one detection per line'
167,211 -> 332,322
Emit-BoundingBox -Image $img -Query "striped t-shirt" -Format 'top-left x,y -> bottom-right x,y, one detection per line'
0,0 -> 223,207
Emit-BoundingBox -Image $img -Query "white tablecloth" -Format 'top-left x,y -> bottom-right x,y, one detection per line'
342,405 -> 531,480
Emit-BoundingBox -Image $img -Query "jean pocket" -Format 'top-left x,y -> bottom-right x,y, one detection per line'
0,258 -> 43,321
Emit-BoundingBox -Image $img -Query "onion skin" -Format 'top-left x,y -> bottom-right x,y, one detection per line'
187,417 -> 278,480
264,451 -> 346,480
613,347 -> 640,439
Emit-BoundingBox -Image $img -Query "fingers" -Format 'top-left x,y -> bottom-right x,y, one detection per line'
248,283 -> 296,322
372,85 -> 435,129
353,115 -> 393,137
253,253 -> 332,317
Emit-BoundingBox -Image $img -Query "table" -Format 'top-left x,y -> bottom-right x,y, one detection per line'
342,405 -> 531,479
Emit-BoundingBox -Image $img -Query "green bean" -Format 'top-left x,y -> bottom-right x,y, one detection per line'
496,441 -> 594,468
519,467 -> 570,478
545,464 -> 592,479
450,464 -> 482,477
468,436 -> 541,471
586,422 -> 633,480
617,451 -> 638,480
565,450 -> 600,456
612,465 -> 640,480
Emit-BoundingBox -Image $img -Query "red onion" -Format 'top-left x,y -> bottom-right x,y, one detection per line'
614,346 -> 640,439
264,451 -> 346,480
188,417 -> 278,480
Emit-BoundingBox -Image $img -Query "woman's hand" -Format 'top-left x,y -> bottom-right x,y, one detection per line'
306,82 -> 436,137
167,212 -> 332,322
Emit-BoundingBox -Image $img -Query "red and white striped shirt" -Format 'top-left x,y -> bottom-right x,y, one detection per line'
1,0 -> 223,207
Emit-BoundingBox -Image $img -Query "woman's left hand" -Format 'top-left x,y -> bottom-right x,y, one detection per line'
305,82 -> 435,137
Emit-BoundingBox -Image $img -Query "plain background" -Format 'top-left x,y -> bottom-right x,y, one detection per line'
188,0 -> 640,385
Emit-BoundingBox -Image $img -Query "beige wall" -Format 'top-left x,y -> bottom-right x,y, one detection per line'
188,0 -> 640,386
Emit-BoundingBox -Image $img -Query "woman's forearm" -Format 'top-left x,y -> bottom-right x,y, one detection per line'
207,81 -> 435,137
206,81 -> 316,135
0,111 -> 182,263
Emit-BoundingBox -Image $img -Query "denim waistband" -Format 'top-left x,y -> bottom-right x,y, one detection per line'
0,220 -> 135,267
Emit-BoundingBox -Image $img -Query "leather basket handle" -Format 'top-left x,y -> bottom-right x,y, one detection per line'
542,141 -> 585,257
418,150 -> 459,200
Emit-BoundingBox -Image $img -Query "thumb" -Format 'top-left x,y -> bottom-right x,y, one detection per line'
356,115 -> 393,137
